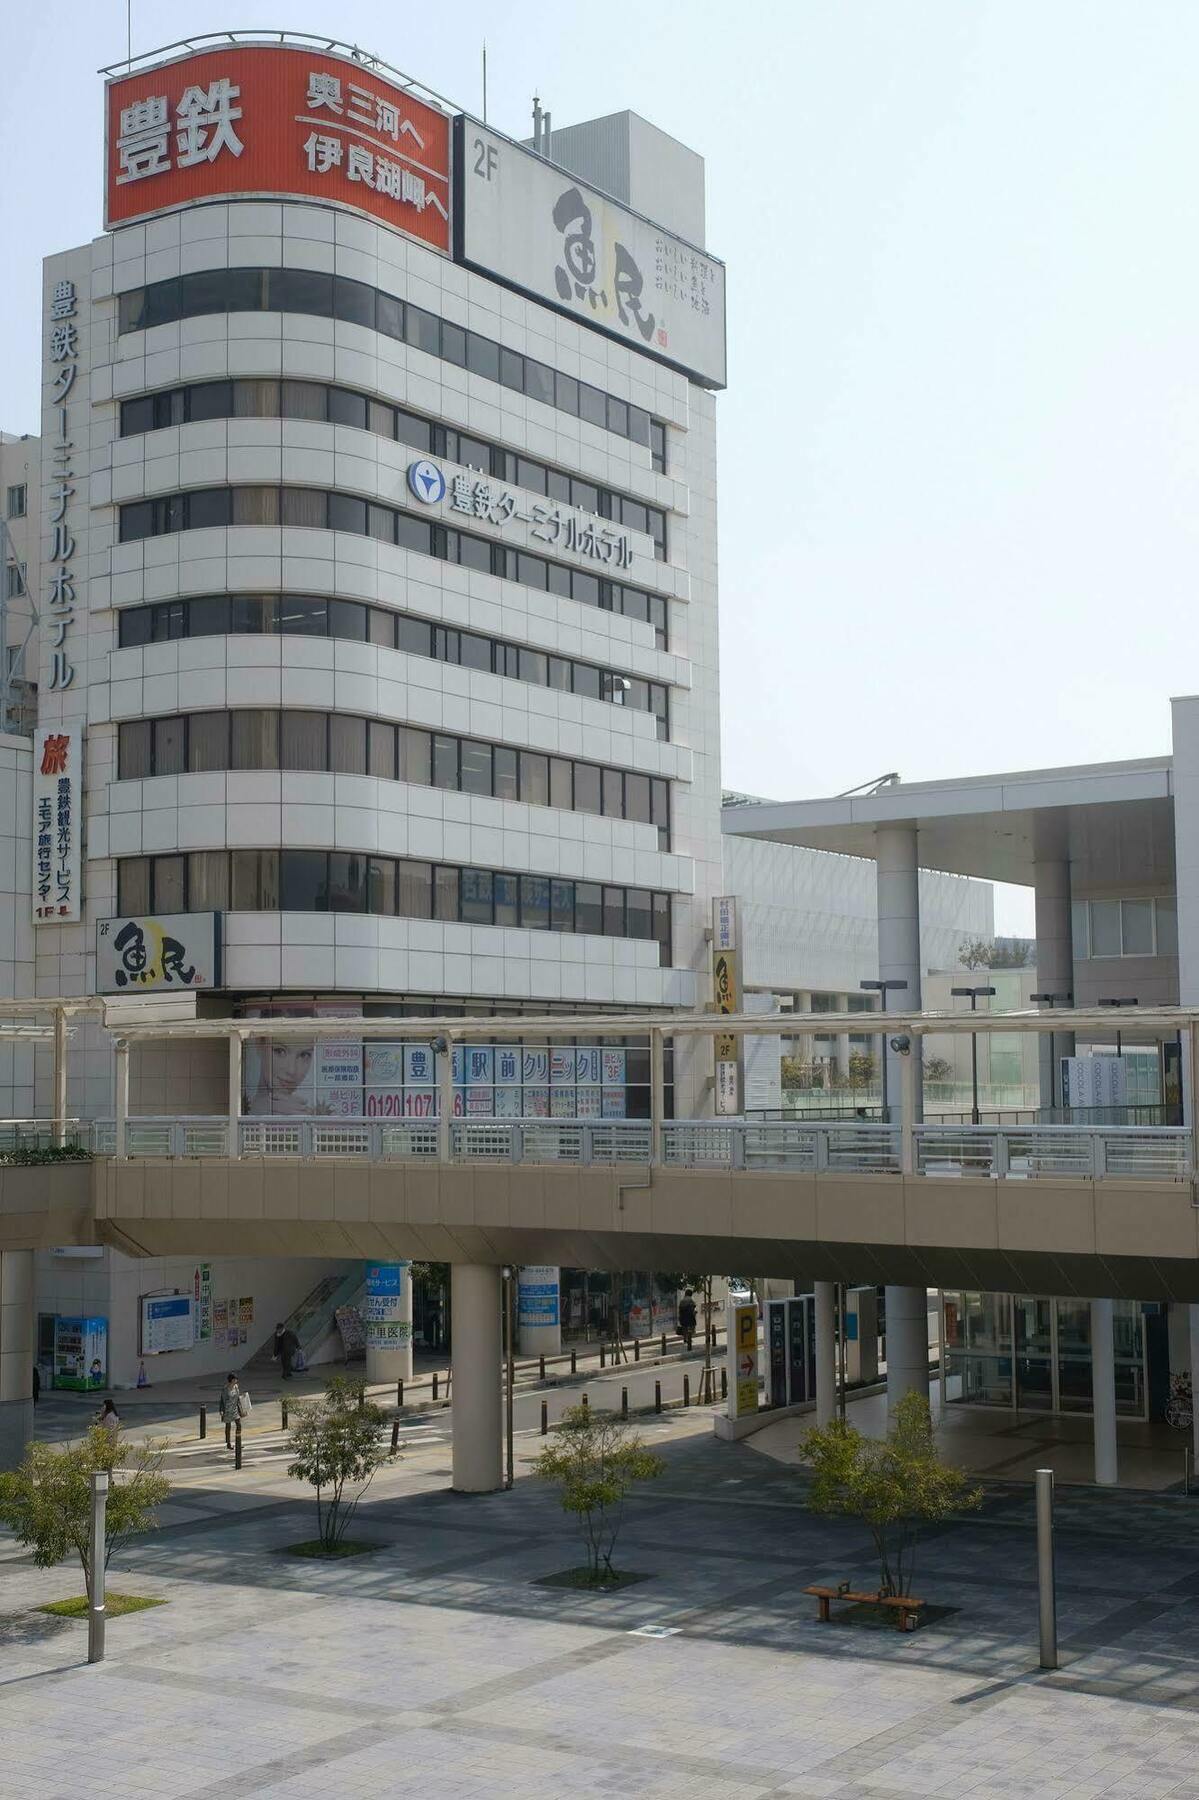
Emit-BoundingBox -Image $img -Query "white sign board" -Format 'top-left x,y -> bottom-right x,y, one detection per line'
713,895 -> 738,952
141,1292 -> 195,1355
1061,1055 -> 1128,1110
32,727 -> 82,923
456,119 -> 727,389
96,912 -> 220,993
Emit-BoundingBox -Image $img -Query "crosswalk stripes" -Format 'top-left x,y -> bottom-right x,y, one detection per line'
153,1421 -> 452,1482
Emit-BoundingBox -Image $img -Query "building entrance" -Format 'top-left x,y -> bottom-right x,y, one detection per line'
943,1290 -> 1148,1419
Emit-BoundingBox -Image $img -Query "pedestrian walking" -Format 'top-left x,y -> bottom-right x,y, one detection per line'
273,1322 -> 301,1380
678,1289 -> 697,1353
218,1373 -> 244,1448
95,1397 -> 121,1434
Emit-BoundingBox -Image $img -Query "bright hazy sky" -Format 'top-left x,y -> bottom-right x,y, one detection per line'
7,2 -> 1194,935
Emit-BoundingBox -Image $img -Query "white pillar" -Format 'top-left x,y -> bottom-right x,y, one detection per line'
813,1281 -> 836,1426
437,1041 -> 453,1162
0,1250 -> 34,1469
875,823 -> 922,1122
365,1262 -> 414,1385
517,1266 -> 562,1358
649,1029 -> 664,1165
1091,1297 -> 1118,1486
885,1284 -> 930,1413
1189,1304 -> 1199,1472
227,1033 -> 243,1155
52,1008 -> 68,1147
113,1037 -> 129,1159
451,1264 -> 503,1493
1033,857 -> 1075,1113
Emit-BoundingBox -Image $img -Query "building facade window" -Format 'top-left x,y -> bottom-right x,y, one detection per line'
117,710 -> 671,847
120,381 -> 668,560
116,852 -> 673,965
4,562 -> 26,599
5,484 -> 26,520
117,269 -> 668,471
117,593 -> 670,737
117,488 -> 670,649
1075,896 -> 1179,959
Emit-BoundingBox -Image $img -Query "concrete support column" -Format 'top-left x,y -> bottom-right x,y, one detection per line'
113,1037 -> 129,1159
365,1262 -> 414,1385
1091,1297 -> 1118,1485
876,824 -> 922,1122
517,1266 -> 562,1358
52,1008 -> 68,1147
0,1250 -> 34,1469
1033,857 -> 1075,1112
813,1281 -> 836,1426
227,1033 -> 243,1155
649,1029 -> 664,1165
451,1264 -> 503,1493
885,1284 -> 930,1414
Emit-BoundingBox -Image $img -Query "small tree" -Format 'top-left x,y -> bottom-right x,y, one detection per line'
0,1427 -> 169,1599
798,1392 -> 981,1597
286,1375 -> 388,1551
533,1403 -> 662,1581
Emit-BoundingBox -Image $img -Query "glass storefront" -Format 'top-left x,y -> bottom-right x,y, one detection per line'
943,1291 -> 1146,1418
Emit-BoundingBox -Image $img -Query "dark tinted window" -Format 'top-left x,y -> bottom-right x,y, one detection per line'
280,850 -> 328,910
406,305 -> 440,355
187,380 -> 233,422
441,321 -> 467,366
328,492 -> 367,535
578,384 -> 607,428
269,267 -> 333,315
333,277 -> 375,327
153,716 -> 186,776
328,388 -> 367,429
376,292 -> 404,340
466,333 -> 500,381
499,346 -> 524,391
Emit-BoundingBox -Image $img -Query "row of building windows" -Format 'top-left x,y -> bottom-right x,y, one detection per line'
116,270 -> 669,471
117,709 -> 672,845
1071,896 -> 1178,960
5,484 -> 26,520
117,487 -> 670,648
120,380 -> 668,559
116,851 -> 673,962
116,593 -> 670,738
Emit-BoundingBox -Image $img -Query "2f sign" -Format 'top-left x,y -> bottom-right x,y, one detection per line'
473,136 -> 499,180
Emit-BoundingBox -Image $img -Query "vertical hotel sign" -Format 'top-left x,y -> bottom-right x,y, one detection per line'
45,279 -> 79,693
713,896 -> 741,1116
33,728 -> 81,924
104,46 -> 451,252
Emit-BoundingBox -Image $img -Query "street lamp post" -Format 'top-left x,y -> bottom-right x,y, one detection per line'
1031,990 -> 1072,1115
950,985 -> 997,1125
859,978 -> 908,1120
1098,995 -> 1138,1058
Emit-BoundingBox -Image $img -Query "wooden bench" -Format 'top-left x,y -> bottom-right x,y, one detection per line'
803,1584 -> 924,1632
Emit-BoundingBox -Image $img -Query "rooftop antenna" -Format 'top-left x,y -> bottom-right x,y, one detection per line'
482,41 -> 487,124
543,109 -> 552,159
532,94 -> 542,154
836,771 -> 902,797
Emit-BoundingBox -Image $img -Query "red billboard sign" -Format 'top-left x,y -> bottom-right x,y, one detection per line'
105,46 -> 451,252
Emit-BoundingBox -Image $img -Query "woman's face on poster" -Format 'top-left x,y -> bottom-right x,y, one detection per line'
269,1042 -> 313,1097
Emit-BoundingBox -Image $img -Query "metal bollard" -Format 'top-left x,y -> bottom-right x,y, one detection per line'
539,1355 -> 546,1380
1036,1468 -> 1058,1669
358,1384 -> 365,1412
634,1338 -> 640,1363
390,1418 -> 400,1456
600,1342 -> 606,1368
621,1386 -> 628,1419
281,1397 -> 288,1430
198,1403 -> 206,1440
655,1379 -> 661,1413
397,1379 -> 404,1409
88,1471 -> 109,1665
721,1367 -> 727,1399
661,1332 -> 667,1357
683,1374 -> 690,1408
581,1393 -> 589,1414
433,1373 -> 439,1401
541,1399 -> 548,1435
234,1420 -> 243,1470
570,1348 -> 577,1376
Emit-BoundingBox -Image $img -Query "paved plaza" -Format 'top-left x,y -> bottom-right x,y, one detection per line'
7,1400 -> 1199,1798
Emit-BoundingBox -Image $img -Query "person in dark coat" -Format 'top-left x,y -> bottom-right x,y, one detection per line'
273,1323 -> 300,1379
678,1290 -> 697,1352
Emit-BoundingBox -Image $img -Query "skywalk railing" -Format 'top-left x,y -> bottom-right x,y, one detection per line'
82,1117 -> 1195,1180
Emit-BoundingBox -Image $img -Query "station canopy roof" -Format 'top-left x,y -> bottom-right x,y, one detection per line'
722,755 -> 1175,888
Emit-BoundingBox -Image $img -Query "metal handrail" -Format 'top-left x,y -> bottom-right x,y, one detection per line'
76,1115 -> 1195,1180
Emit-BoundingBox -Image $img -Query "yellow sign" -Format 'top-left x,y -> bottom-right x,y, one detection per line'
737,1378 -> 758,1414
713,948 -> 739,1014
736,1306 -> 756,1352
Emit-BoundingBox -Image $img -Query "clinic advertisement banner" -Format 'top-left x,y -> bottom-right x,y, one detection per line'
141,1293 -> 196,1355
364,1262 -> 411,1353
517,1266 -> 560,1328
455,117 -> 726,388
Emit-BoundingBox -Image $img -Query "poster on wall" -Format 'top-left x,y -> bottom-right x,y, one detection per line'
517,1267 -> 560,1328
364,1262 -> 411,1352
96,912 -> 220,992
141,1293 -> 196,1355
52,1316 -> 107,1390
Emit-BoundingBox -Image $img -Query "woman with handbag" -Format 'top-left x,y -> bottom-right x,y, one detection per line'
218,1373 -> 247,1448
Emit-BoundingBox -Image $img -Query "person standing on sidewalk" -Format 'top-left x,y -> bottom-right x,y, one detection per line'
678,1289 -> 697,1353
273,1323 -> 301,1380
218,1373 -> 243,1449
